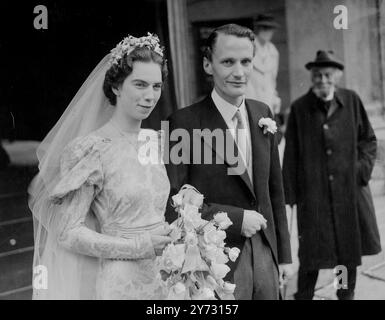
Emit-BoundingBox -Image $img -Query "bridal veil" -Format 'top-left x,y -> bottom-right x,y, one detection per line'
28,54 -> 114,299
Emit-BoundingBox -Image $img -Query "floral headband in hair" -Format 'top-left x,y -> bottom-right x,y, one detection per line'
109,32 -> 164,66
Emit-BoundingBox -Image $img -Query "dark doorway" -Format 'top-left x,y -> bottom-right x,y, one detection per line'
0,0 -> 176,141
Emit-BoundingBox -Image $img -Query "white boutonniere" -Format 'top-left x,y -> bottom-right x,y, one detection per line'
258,117 -> 277,135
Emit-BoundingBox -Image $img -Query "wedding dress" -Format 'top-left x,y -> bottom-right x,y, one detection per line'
37,121 -> 170,299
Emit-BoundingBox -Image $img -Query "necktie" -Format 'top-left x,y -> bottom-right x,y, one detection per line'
234,109 -> 249,167
324,100 -> 332,112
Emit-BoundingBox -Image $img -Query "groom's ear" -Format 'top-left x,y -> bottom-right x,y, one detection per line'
203,57 -> 213,75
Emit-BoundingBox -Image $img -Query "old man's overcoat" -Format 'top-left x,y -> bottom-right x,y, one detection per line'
283,88 -> 381,270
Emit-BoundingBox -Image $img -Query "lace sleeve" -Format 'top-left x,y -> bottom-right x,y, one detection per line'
56,184 -> 156,260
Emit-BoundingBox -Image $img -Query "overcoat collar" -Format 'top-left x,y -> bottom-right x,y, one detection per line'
307,87 -> 345,115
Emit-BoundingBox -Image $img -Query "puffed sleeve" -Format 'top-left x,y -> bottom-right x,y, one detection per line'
49,135 -> 156,260
50,135 -> 104,201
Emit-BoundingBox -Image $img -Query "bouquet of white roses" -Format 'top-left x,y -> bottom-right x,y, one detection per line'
158,184 -> 240,300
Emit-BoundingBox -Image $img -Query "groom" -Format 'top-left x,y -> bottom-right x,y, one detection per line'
165,24 -> 292,299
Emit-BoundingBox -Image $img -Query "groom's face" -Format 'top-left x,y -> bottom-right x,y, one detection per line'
204,33 -> 254,105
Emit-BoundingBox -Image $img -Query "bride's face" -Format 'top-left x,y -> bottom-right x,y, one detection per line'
115,61 -> 163,120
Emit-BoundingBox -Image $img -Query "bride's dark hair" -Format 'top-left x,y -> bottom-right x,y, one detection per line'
103,47 -> 168,106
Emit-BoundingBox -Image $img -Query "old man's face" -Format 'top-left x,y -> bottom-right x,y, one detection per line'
311,67 -> 342,99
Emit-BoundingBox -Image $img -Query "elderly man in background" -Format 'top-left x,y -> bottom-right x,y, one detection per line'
283,50 -> 381,300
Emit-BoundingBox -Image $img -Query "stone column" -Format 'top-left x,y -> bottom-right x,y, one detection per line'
341,0 -> 382,111
167,0 -> 193,107
379,0 -> 385,115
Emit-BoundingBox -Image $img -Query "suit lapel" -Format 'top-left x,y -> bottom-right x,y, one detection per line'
245,101 -> 270,199
199,96 -> 256,199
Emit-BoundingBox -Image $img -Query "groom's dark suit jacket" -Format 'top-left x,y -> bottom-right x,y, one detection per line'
165,96 -> 292,279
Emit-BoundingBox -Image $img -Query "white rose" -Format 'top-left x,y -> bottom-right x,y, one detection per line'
203,228 -> 218,245
203,245 -> 228,264
258,117 -> 277,135
206,275 -> 218,289
182,204 -> 204,230
192,287 -> 215,300
183,204 -> 199,216
202,243 -> 217,261
202,287 -> 216,300
214,212 -> 233,230
161,243 -> 185,271
228,247 -> 241,262
181,187 -> 204,208
172,193 -> 183,207
216,230 -> 227,245
190,193 -> 204,207
211,262 -> 230,279
203,222 -> 216,234
173,282 -> 186,295
169,224 -> 182,242
185,231 -> 198,246
173,244 -> 186,268
167,282 -> 187,300
214,249 -> 229,264
223,282 -> 236,294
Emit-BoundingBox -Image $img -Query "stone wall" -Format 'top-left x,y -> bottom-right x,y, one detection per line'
285,0 -> 383,109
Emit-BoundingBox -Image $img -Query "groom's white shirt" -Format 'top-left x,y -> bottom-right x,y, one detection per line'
211,89 -> 253,183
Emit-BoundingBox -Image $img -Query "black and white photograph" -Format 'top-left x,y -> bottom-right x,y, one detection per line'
0,0 -> 384,304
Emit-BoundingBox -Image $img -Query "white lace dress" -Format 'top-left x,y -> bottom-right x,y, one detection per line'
49,123 -> 170,299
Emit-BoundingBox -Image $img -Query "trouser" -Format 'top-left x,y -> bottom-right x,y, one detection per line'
232,232 -> 279,300
294,266 -> 357,300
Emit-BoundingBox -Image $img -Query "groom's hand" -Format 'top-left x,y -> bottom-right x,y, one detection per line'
241,210 -> 267,237
279,264 -> 294,288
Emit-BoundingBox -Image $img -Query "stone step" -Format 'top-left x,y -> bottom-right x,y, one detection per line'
0,249 -> 33,294
0,219 -> 34,253
0,286 -> 32,300
0,193 -> 30,223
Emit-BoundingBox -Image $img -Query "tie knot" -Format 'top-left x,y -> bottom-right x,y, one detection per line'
234,109 -> 245,129
323,100 -> 332,111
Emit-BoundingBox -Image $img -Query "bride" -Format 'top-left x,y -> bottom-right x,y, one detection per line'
29,33 -> 173,299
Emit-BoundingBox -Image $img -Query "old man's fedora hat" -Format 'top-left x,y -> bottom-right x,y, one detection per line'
305,50 -> 344,70
254,14 -> 280,29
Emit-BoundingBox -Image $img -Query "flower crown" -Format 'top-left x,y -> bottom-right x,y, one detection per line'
109,32 -> 164,66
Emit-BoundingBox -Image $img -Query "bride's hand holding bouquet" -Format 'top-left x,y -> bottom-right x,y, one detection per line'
158,185 -> 240,300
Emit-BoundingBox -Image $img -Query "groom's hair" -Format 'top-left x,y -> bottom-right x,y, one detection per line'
203,24 -> 255,61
